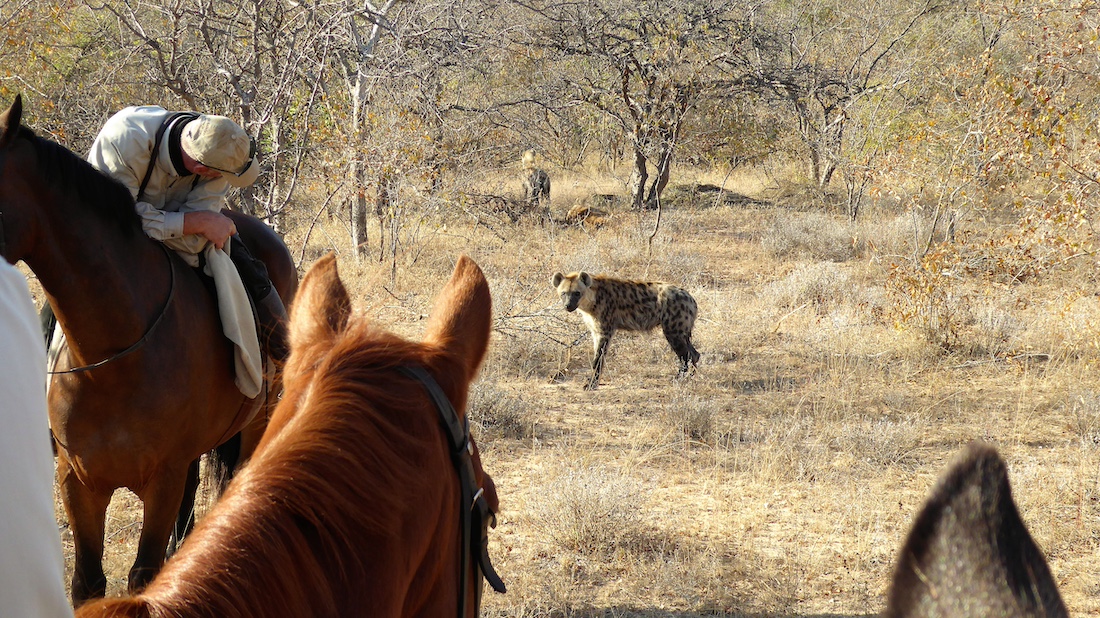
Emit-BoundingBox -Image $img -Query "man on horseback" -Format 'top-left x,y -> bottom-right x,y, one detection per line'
86,106 -> 288,393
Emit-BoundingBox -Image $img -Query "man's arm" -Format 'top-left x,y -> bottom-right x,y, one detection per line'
183,210 -> 237,251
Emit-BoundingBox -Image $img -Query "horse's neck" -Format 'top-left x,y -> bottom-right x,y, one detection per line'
29,212 -> 170,358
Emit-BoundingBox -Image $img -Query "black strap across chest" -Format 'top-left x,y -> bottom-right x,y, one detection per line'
397,365 -> 506,617
137,111 -> 200,203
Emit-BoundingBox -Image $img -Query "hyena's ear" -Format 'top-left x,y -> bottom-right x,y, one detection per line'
551,272 -> 564,287
579,272 -> 592,287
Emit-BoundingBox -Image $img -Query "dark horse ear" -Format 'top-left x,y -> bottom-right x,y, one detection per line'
0,94 -> 23,150
885,442 -> 1068,618
289,252 -> 352,347
423,255 -> 492,381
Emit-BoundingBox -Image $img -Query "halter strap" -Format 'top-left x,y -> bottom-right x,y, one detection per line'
397,365 -> 506,617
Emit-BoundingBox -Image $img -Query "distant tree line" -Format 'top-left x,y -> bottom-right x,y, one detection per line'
4,0 -> 1100,265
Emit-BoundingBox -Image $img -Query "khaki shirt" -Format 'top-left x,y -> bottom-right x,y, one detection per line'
87,106 -> 232,253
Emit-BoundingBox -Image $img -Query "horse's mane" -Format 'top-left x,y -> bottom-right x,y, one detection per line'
18,125 -> 141,235
88,320 -> 465,617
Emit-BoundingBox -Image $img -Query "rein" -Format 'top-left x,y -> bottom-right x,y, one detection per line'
48,242 -> 177,375
397,365 -> 507,617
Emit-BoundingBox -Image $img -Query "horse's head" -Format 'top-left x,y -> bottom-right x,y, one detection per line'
0,95 -> 32,263
258,252 -> 503,614
281,252 -> 492,423
885,442 -> 1068,617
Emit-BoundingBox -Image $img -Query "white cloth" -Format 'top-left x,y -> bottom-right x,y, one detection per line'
0,260 -> 73,617
202,244 -> 263,399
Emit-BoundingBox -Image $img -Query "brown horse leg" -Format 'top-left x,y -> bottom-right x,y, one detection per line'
129,468 -> 188,593
58,456 -> 111,604
167,457 -> 201,557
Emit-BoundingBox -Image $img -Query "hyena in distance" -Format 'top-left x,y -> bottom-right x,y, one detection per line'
521,150 -> 551,217
551,271 -> 700,390
885,442 -> 1068,618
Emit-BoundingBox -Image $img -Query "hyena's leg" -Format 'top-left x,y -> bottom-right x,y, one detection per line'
587,330 -> 613,390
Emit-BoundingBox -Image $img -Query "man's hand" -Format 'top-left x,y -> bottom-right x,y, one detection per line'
182,211 -> 237,250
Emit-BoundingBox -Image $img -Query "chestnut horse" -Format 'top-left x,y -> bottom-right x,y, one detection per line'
886,442 -> 1068,617
0,95 -> 297,603
75,253 -> 506,617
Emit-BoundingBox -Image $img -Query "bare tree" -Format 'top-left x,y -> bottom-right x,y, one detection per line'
81,0 -> 331,229
514,0 -> 749,210
728,0 -> 951,189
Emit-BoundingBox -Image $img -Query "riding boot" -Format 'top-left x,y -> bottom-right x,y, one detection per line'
39,302 -> 56,348
229,236 -> 290,364
252,286 -> 290,363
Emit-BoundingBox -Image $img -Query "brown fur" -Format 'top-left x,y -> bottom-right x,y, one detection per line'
551,271 -> 699,389
75,253 -> 501,617
885,442 -> 1067,618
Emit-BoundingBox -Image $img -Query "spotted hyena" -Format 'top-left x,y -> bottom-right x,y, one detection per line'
551,271 -> 700,389
521,150 -> 551,216
524,168 -> 551,207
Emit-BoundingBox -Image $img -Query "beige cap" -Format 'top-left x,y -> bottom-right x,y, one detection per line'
181,115 -> 259,188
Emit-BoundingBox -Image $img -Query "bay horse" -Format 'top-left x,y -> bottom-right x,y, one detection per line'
885,442 -> 1068,617
0,95 -> 297,603
75,252 -> 506,617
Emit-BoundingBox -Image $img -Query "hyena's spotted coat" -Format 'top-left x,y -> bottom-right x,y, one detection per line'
551,271 -> 700,389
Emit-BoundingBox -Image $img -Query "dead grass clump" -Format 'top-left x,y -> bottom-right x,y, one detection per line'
531,462 -> 643,555
1065,392 -> 1100,448
469,381 -> 535,441
761,211 -> 859,261
833,416 -> 923,470
657,387 -> 719,443
766,179 -> 845,212
762,261 -> 852,313
864,211 -> 940,257
487,331 -> 570,381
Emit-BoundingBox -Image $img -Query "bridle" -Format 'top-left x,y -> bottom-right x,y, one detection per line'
47,242 -> 176,374
397,365 -> 507,617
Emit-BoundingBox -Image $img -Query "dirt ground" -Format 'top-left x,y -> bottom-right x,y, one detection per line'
43,178 -> 1100,616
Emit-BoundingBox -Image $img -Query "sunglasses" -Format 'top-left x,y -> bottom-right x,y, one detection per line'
196,137 -> 256,177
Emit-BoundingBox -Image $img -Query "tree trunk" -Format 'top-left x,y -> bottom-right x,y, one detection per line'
349,156 -> 368,261
629,145 -> 648,210
644,146 -> 674,209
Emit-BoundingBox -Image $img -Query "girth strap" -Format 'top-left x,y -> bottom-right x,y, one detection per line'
397,365 -> 506,617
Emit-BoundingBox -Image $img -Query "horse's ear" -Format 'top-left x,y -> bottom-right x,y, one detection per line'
885,442 -> 1068,618
0,94 -> 23,149
423,254 -> 492,379
289,252 -> 352,348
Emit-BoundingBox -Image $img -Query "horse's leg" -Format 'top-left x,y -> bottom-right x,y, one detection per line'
167,457 -> 200,557
129,468 -> 189,593
57,455 -> 111,604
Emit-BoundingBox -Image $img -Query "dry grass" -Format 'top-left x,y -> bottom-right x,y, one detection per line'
44,166 -> 1100,616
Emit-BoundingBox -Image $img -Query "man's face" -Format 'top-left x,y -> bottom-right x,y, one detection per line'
181,150 -> 223,180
